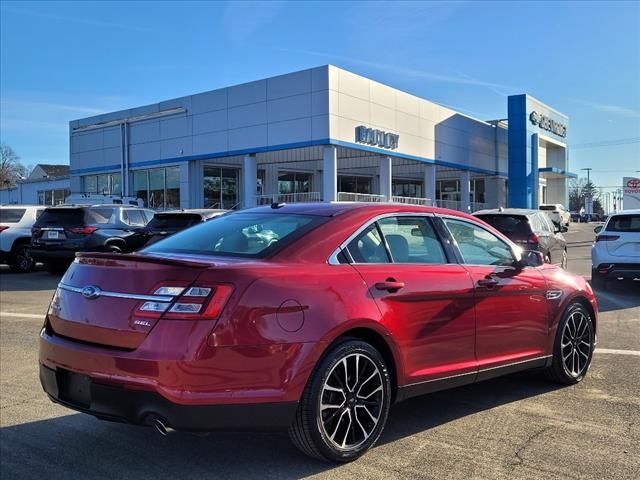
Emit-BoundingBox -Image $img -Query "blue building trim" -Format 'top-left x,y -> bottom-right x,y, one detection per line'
71,137 -> 508,177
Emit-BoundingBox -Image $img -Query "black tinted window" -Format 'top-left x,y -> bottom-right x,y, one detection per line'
147,214 -> 201,229
476,215 -> 531,236
144,212 -> 325,257
0,209 -> 26,223
36,208 -> 85,226
606,215 -> 640,232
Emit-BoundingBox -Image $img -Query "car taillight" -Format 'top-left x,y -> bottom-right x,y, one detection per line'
68,226 -> 98,235
0,226 -> 8,233
527,233 -> 540,245
596,235 -> 620,242
136,284 -> 233,320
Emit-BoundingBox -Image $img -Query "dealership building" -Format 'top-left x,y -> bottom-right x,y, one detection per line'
63,65 -> 574,211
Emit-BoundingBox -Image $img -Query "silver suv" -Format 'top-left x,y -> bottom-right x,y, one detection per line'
0,205 -> 45,272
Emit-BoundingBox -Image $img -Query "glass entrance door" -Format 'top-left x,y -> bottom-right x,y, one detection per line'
204,166 -> 239,209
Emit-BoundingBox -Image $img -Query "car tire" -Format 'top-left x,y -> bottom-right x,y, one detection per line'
45,263 -> 69,275
105,243 -> 123,253
9,243 -> 35,273
545,302 -> 595,385
288,339 -> 392,462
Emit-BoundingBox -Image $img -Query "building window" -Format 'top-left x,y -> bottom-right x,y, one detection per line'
82,173 -> 121,195
279,172 -> 312,195
203,166 -> 238,209
338,176 -> 372,194
392,179 -> 423,198
436,179 -> 460,201
131,166 -> 181,210
471,179 -> 486,204
38,188 -> 71,205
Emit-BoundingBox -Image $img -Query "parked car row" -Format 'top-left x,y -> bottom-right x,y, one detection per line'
0,204 -> 226,273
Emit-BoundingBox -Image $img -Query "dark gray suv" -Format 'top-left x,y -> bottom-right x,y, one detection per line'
31,205 -> 154,274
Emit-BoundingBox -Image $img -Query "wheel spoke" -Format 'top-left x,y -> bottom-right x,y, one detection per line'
340,410 -> 353,448
329,409 -> 347,441
356,371 -> 377,397
359,404 -> 378,423
321,401 -> 344,411
358,384 -> 382,400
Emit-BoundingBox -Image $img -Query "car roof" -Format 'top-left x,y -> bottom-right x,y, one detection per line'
156,209 -> 227,215
242,201 -> 477,219
610,209 -> 640,215
474,208 -> 538,216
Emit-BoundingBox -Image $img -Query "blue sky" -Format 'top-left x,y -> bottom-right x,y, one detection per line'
1,0 -> 639,190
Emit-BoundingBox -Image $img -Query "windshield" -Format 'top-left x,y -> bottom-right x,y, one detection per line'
143,212 -> 326,257
606,214 -> 640,232
0,208 -> 26,223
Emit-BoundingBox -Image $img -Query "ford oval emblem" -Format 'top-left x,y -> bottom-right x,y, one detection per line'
81,285 -> 101,300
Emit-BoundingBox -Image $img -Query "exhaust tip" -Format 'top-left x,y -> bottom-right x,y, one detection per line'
149,416 -> 170,436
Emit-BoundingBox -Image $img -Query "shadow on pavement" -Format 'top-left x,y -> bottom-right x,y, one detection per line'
0,371 -> 562,480
591,281 -> 640,313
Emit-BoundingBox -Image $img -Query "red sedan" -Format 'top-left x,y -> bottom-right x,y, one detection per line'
39,203 -> 597,462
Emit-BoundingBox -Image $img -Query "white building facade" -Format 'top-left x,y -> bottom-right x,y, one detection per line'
68,66 -> 574,211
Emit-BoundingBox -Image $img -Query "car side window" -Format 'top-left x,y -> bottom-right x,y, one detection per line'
346,223 -> 390,263
443,218 -> 514,266
530,214 -> 543,233
124,209 -> 145,227
377,216 -> 446,264
539,214 -> 553,233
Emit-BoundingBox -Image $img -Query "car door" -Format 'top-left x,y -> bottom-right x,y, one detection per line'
538,213 -> 563,265
345,214 -> 477,390
439,216 -> 549,376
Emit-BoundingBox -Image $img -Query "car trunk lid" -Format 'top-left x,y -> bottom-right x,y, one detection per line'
47,252 -> 212,349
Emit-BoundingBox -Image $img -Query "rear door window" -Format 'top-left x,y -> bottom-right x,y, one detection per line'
86,207 -> 117,224
606,215 -> 640,232
123,209 -> 146,226
0,209 -> 26,223
346,223 -> 390,263
377,216 -> 446,264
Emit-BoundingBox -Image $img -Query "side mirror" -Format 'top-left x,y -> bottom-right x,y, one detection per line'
594,225 -> 603,234
515,250 -> 544,268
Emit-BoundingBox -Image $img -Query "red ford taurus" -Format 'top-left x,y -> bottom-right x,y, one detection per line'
39,203 -> 597,462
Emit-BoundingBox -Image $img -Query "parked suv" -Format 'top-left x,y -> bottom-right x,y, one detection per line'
139,209 -> 227,247
591,209 -> 640,288
0,205 -> 44,272
31,205 -> 154,274
539,203 -> 571,229
474,208 -> 568,268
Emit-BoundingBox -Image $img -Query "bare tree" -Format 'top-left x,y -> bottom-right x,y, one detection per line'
0,143 -> 29,188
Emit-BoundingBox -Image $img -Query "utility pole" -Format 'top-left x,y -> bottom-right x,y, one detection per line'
581,167 -> 593,218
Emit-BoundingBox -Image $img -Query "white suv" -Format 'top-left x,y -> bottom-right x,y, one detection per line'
591,209 -> 640,288
0,205 -> 44,272
539,204 -> 571,229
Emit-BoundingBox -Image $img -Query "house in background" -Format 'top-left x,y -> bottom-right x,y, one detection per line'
0,164 -> 70,205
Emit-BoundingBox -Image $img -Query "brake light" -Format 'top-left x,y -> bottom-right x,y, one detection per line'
527,233 -> 540,245
0,226 -> 8,233
69,226 -> 98,235
596,235 -> 620,242
136,284 -> 233,320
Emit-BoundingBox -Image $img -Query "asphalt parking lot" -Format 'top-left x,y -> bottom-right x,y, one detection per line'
0,222 -> 638,480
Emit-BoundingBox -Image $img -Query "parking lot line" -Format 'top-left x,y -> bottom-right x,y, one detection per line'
594,348 -> 640,357
0,312 -> 44,319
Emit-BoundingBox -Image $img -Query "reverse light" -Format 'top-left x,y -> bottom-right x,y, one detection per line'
69,226 -> 98,235
169,303 -> 202,313
140,301 -> 170,313
184,287 -> 211,297
595,235 -> 620,242
154,286 -> 185,296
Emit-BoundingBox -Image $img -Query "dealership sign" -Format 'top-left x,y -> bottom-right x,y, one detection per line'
355,126 -> 399,150
623,177 -> 640,209
529,111 -> 567,138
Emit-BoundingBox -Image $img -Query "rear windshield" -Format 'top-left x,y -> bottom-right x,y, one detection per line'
147,214 -> 201,229
606,214 -> 640,232
0,208 -> 26,223
143,212 -> 326,258
36,207 -> 116,226
475,215 -> 532,236
539,205 -> 556,211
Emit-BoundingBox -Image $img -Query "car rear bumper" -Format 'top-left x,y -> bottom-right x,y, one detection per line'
39,364 -> 297,431
39,322 -> 317,430
31,247 -> 79,262
594,263 -> 640,280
